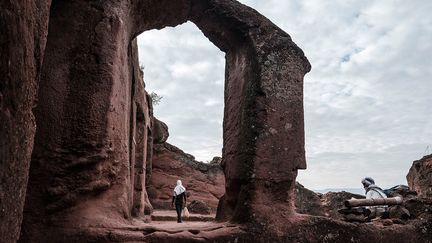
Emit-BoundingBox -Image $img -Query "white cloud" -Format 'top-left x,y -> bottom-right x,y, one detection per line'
138,23 -> 225,162
137,0 -> 432,190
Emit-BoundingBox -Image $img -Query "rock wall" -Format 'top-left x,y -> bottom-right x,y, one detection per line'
20,0 -> 152,239
0,1 -> 51,242
148,142 -> 225,211
407,154 -> 432,199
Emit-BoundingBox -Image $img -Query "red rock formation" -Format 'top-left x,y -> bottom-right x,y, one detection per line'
148,142 -> 225,211
191,1 -> 310,226
20,0 -> 153,237
0,1 -> 311,240
404,197 -> 432,220
2,0 -> 430,242
0,1 -> 51,242
294,182 -> 326,216
152,117 -> 169,144
407,154 -> 432,198
320,191 -> 366,219
189,200 -> 213,215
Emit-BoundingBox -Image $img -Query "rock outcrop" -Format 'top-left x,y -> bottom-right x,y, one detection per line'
321,191 -> 366,219
2,0 -> 431,242
294,182 -> 326,216
20,2 -> 153,236
0,1 -> 51,242
148,142 -> 225,212
1,0 -> 311,240
152,117 -> 169,144
189,200 -> 213,215
407,154 -> 432,199
404,197 -> 432,220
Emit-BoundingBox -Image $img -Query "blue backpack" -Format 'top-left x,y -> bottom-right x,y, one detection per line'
383,185 -> 410,197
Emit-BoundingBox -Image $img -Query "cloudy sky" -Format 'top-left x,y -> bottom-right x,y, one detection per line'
137,0 -> 432,190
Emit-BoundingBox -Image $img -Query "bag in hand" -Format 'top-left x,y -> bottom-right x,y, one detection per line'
183,207 -> 190,218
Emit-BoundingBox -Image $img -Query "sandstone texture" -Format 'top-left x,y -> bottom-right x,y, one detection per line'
188,200 -> 213,215
293,183 -> 367,219
20,0 -> 153,236
404,198 -> 432,220
0,1 -> 51,242
1,1 -> 311,239
152,117 -> 169,144
1,0 -> 431,242
22,215 -> 431,243
407,154 -> 432,199
148,142 -> 225,212
294,182 -> 326,216
321,191 -> 366,219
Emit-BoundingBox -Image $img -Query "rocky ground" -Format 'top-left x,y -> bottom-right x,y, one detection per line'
147,137 -> 432,242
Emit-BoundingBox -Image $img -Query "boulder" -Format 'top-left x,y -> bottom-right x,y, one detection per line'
407,154 -> 432,198
152,117 -> 169,144
388,205 -> 410,220
321,191 -> 365,219
294,182 -> 325,216
404,198 -> 432,220
188,200 -> 212,215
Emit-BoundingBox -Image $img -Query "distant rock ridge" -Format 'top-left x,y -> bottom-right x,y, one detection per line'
156,142 -> 223,172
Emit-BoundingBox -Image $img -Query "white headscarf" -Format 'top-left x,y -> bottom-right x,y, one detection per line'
173,180 -> 186,196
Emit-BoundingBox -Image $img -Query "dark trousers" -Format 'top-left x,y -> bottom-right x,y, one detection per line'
175,203 -> 183,222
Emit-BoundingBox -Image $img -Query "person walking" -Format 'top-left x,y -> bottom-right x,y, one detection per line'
172,179 -> 187,223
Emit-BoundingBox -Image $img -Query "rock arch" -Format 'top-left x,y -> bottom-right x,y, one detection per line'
19,0 -> 310,241
132,0 -> 311,224
3,1 -> 432,242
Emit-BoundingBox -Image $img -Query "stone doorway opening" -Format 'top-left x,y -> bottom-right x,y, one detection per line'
136,22 -> 226,220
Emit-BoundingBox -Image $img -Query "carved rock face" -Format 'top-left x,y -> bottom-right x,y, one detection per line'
0,1 -> 51,242
3,1 -> 432,242
3,0 -> 309,241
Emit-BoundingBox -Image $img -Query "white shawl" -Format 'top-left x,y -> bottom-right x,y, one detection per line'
173,180 -> 186,196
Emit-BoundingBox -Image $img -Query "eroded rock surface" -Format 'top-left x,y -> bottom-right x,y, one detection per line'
294,182 -> 326,216
0,1 -> 51,242
407,154 -> 432,199
153,117 -> 169,144
0,1 -> 311,240
321,191 -> 366,219
20,0 -> 153,236
2,0 -> 430,242
189,200 -> 213,215
148,142 -> 225,211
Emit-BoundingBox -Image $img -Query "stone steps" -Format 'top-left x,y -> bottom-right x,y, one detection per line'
151,210 -> 215,222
